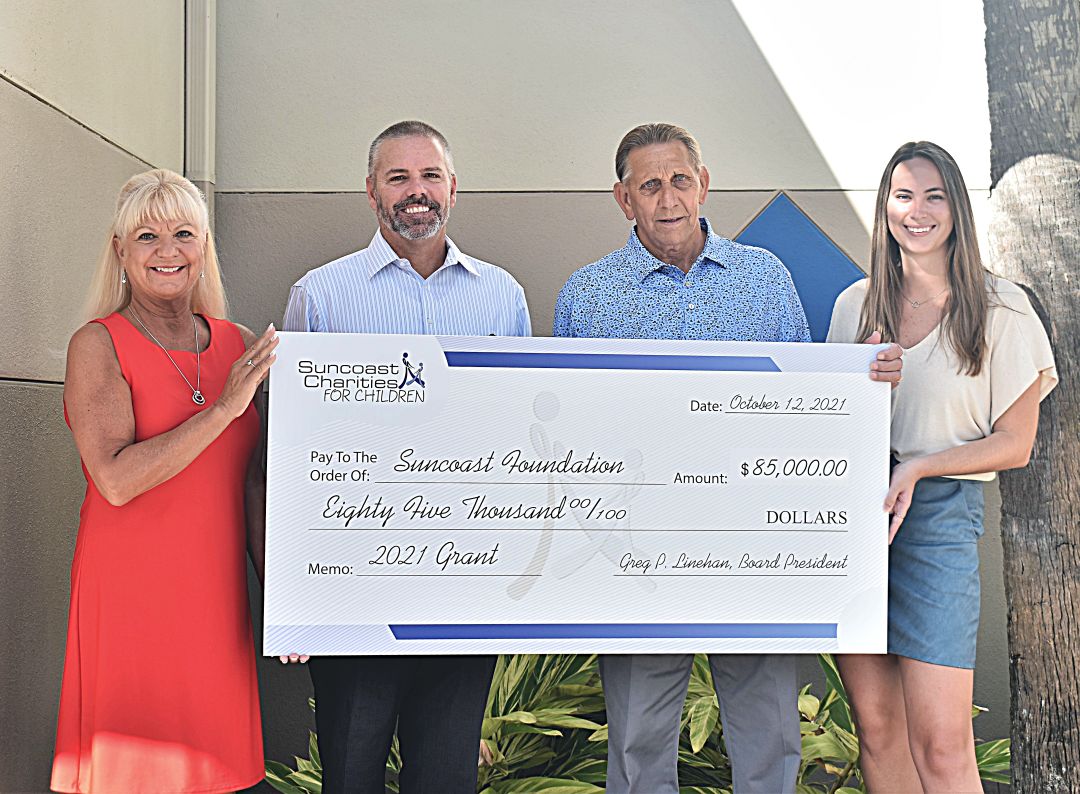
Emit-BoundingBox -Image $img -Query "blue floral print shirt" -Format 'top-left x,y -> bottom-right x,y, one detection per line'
554,218 -> 810,343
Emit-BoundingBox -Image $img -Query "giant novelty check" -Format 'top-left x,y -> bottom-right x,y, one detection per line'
264,333 -> 889,655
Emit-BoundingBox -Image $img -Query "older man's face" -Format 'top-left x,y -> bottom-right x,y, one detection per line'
614,142 -> 709,267
367,135 -> 457,241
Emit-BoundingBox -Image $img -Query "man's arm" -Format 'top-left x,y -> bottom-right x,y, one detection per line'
513,284 -> 532,338
283,282 -> 320,332
771,265 -> 812,344
552,277 -> 578,338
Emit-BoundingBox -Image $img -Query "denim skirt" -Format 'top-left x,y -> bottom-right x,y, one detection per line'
888,474 -> 985,669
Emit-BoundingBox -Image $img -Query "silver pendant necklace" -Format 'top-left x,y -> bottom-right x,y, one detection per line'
901,284 -> 949,309
128,306 -> 205,405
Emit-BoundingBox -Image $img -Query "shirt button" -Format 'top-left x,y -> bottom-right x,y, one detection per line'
688,303 -> 696,310
685,280 -> 693,287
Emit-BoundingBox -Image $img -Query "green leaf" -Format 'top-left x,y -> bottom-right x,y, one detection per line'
974,738 -> 1010,765
308,730 -> 321,770
264,762 -> 307,794
687,695 -> 720,753
801,730 -> 858,763
833,724 -> 861,756
835,788 -> 866,794
551,684 -> 604,698
798,692 -> 820,721
289,768 -> 323,794
295,756 -> 316,773
587,725 -> 608,742
816,655 -> 855,734
818,654 -> 849,704
502,722 -> 563,737
557,762 -> 607,784
530,708 -> 603,730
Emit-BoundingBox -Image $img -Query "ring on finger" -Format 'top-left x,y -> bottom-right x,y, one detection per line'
247,358 -> 256,367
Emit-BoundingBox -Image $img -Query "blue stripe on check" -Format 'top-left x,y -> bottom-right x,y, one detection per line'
443,351 -> 780,372
389,623 -> 836,640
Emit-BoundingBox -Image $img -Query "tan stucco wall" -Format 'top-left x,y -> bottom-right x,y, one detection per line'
0,1 -> 184,170
215,0 -> 989,193
0,79 -> 148,381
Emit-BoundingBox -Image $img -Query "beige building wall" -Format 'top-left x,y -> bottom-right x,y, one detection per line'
3,3 -> 1013,791
0,1 -> 184,170
216,0 -> 989,193
0,4 -> 186,792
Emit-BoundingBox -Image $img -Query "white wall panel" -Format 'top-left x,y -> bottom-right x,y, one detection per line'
0,0 -> 184,169
731,0 -> 991,189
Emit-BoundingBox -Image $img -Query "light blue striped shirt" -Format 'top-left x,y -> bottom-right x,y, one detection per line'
283,230 -> 531,336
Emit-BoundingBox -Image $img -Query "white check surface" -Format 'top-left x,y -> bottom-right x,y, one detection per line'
264,334 -> 889,655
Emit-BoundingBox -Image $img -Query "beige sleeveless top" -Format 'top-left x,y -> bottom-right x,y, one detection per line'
828,277 -> 1058,481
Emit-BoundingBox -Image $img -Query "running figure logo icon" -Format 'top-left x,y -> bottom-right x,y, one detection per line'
398,352 -> 426,389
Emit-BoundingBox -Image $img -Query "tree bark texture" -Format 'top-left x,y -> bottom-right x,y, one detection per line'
984,2 -> 1080,790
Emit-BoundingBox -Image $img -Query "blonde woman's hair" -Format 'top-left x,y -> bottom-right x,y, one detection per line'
857,141 -> 992,376
84,169 -> 227,321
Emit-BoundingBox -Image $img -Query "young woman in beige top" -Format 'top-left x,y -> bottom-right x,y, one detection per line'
828,141 -> 1056,793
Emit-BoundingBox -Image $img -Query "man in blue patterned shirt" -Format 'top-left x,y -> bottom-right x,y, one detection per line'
283,120 -> 530,794
554,123 -> 901,794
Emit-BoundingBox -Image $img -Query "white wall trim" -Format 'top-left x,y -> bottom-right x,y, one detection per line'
185,0 -> 215,183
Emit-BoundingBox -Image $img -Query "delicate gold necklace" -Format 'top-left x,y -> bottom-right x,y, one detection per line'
128,306 -> 205,405
901,284 -> 949,309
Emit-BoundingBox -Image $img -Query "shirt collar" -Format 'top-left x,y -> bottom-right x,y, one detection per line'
626,217 -> 727,282
363,229 -> 478,279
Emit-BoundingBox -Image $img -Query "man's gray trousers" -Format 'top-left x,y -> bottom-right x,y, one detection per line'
600,653 -> 801,793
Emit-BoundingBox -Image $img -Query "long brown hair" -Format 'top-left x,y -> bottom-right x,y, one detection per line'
84,170 -> 227,321
857,141 -> 991,375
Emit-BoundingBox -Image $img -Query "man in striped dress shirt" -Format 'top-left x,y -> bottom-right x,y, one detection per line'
283,120 -> 530,794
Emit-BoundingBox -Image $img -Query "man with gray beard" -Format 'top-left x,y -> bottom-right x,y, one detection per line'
282,120 -> 530,793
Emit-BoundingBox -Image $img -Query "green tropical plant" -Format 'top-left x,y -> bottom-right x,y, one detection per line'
265,653 -> 1010,794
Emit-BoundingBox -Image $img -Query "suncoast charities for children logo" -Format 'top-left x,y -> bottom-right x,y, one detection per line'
297,350 -> 428,404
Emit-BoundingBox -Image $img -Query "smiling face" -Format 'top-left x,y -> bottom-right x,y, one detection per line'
113,218 -> 205,305
886,156 -> 954,260
367,135 -> 457,242
613,142 -> 710,270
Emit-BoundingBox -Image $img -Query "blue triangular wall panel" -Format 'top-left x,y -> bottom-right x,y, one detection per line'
735,193 -> 865,342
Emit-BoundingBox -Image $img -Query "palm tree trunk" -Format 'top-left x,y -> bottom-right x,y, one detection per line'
984,1 -> 1080,790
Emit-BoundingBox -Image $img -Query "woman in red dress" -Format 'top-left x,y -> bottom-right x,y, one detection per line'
51,169 -> 278,793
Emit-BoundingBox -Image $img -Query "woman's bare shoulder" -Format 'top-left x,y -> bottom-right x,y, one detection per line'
68,321 -> 117,362
234,323 -> 257,347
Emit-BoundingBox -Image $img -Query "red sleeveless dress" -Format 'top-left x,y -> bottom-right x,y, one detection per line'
51,313 -> 263,793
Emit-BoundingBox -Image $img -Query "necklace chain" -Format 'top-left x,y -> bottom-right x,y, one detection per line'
902,284 -> 949,309
128,306 -> 205,405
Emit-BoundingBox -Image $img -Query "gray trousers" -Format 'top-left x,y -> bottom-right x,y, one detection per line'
600,653 -> 800,794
